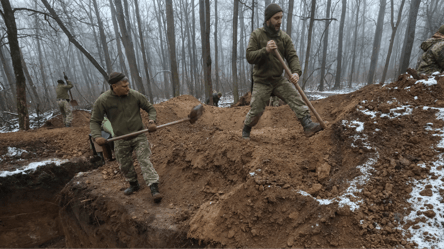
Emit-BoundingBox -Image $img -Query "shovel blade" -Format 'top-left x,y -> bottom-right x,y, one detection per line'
70,100 -> 79,106
188,104 -> 204,124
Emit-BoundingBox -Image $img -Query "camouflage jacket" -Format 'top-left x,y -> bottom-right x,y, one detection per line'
90,89 -> 156,139
417,38 -> 444,75
56,81 -> 73,100
246,27 -> 302,85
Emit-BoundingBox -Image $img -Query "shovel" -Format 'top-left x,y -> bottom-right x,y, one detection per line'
273,50 -> 327,129
63,72 -> 78,106
107,104 -> 204,142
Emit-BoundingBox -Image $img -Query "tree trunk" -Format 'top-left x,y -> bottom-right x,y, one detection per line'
348,0 -> 360,88
184,0 -> 195,96
398,0 -> 421,75
20,49 -> 41,106
192,0 -> 199,98
199,0 -> 213,104
40,0 -> 108,80
1,0 -> 30,130
166,0 -> 181,97
92,0 -> 112,75
367,0 -> 387,85
333,0 -> 346,90
232,0 -> 240,103
319,0 -> 331,91
286,0 -> 295,38
302,0 -> 316,89
134,0 -> 154,102
0,47 -> 16,102
109,0 -> 129,78
113,0 -> 146,95
215,0 -> 220,92
380,0 -> 406,84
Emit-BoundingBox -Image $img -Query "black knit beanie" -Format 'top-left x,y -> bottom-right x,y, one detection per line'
108,72 -> 126,85
264,3 -> 283,21
57,80 -> 64,84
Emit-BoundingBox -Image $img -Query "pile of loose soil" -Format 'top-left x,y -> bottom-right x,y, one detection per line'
2,70 -> 444,248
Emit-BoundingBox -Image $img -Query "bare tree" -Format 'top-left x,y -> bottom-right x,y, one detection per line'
286,0 -> 295,38
302,0 -> 316,89
1,0 -> 30,130
319,0 -> 332,91
214,0 -> 220,92
367,0 -> 387,85
333,0 -> 346,90
166,0 -> 180,97
398,0 -> 421,75
199,0 -> 213,103
232,0 -> 239,102
380,0 -> 405,84
348,0 -> 360,88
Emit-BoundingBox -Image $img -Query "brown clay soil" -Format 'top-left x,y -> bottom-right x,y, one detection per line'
2,70 -> 444,248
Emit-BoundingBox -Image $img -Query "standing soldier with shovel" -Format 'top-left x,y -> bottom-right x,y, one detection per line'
90,72 -> 163,203
242,3 -> 323,139
56,73 -> 74,127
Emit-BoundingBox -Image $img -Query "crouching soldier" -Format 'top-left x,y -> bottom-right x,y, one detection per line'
90,72 -> 162,203
56,74 -> 73,127
417,24 -> 444,75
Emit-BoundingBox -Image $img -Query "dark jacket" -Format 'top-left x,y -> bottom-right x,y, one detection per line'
206,93 -> 221,106
246,27 -> 302,85
90,89 -> 156,139
56,80 -> 73,99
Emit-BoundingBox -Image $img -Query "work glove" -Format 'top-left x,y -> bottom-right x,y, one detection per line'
148,120 -> 157,132
64,75 -> 68,80
95,137 -> 107,146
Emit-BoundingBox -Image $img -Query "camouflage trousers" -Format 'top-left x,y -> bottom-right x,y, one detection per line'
57,99 -> 72,126
114,134 -> 159,186
244,78 -> 309,127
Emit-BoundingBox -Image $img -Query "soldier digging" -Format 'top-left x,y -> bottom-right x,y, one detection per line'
90,72 -> 163,203
56,74 -> 74,127
206,92 -> 223,107
417,24 -> 444,75
242,3 -> 322,139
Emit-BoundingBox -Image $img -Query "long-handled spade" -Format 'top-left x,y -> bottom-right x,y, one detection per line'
273,50 -> 327,129
106,104 -> 204,142
63,72 -> 78,106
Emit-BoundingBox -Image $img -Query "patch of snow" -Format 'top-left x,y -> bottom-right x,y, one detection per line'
0,159 -> 68,177
399,106 -> 444,248
360,105 -> 413,119
417,76 -> 437,86
6,147 -> 27,157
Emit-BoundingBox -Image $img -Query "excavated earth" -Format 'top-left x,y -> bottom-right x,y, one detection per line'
1,70 -> 444,248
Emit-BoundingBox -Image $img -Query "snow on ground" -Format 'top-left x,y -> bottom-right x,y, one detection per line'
0,158 -> 68,177
400,106 -> 444,248
0,110 -> 56,133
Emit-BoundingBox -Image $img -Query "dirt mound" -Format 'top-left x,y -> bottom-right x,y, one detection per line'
42,110 -> 91,128
232,91 -> 251,107
2,72 -> 444,247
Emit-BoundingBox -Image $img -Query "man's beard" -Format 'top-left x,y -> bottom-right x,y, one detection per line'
268,22 -> 280,31
264,21 -> 280,37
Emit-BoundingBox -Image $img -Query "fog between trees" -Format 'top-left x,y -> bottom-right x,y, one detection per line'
0,0 -> 442,130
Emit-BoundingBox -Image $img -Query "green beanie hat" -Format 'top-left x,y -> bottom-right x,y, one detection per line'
264,3 -> 283,21
439,24 -> 444,35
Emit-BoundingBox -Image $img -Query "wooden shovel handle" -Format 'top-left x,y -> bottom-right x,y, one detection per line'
273,50 -> 327,129
107,118 -> 190,142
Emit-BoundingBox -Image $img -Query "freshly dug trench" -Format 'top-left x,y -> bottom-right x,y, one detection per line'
58,170 -> 201,248
0,157 -> 102,248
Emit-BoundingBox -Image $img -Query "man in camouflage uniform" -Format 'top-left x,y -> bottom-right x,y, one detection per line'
206,92 -> 223,107
90,72 -> 162,203
417,24 -> 444,75
242,3 -> 321,139
56,75 -> 73,127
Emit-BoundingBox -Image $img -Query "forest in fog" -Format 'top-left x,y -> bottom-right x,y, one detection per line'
0,0 -> 443,129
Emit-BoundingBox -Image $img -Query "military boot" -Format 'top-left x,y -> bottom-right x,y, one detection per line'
150,183 -> 163,203
124,181 -> 140,195
242,125 -> 252,140
65,123 -> 71,127
299,115 -> 322,137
